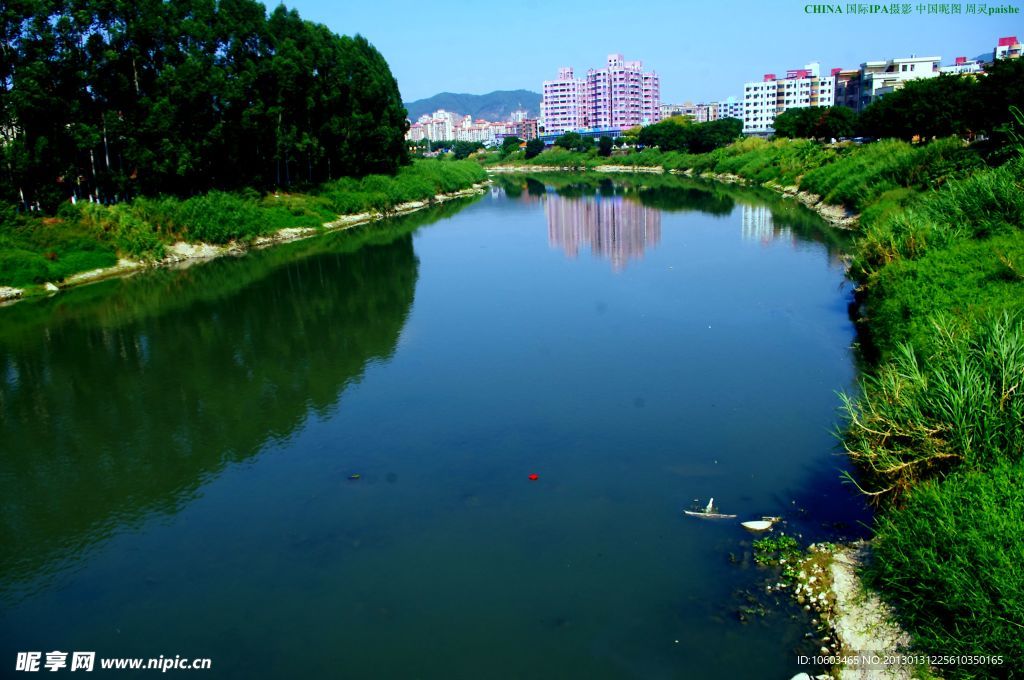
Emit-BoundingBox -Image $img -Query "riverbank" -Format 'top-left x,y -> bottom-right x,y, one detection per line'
486,137 -> 1024,675
486,149 -> 861,229
0,160 -> 487,302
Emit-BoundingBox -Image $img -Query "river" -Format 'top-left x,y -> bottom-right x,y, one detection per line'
0,175 -> 870,678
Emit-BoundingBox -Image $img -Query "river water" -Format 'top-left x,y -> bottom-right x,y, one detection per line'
0,176 -> 870,678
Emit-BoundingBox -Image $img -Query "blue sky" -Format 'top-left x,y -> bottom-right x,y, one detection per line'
265,0 -> 1018,103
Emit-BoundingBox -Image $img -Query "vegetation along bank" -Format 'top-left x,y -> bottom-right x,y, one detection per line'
470,60 -> 1024,676
0,1 -> 487,299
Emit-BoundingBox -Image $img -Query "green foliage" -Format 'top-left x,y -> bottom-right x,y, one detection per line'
552,132 -> 594,153
0,0 -> 409,208
172,192 -> 270,244
869,461 -> 1024,674
689,118 -> 743,153
451,141 -> 484,160
753,535 -> 801,566
774,106 -> 857,140
710,137 -> 832,185
502,136 -> 525,155
0,161 -> 484,286
859,75 -> 979,141
638,121 -> 691,152
524,148 -> 599,168
841,313 -> 1024,496
637,117 -> 742,154
799,137 -> 982,211
852,156 -> 1024,276
866,233 -> 1024,355
597,136 -> 613,157
524,138 -> 545,160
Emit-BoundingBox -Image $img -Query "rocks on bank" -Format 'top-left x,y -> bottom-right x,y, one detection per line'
792,542 -> 917,679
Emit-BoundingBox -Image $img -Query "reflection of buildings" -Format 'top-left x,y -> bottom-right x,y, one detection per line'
545,194 -> 661,271
741,204 -> 793,245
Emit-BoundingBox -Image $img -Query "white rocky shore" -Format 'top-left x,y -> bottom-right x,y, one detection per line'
789,541 -> 920,679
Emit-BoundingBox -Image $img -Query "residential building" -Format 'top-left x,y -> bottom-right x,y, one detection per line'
833,68 -> 861,109
541,67 -> 587,134
516,118 -> 538,141
939,56 -> 985,75
718,97 -> 744,121
742,62 -> 835,134
994,35 -> 1021,60
542,54 -> 661,133
855,55 -> 940,110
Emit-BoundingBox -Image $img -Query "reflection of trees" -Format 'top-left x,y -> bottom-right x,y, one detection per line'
0,203 -> 469,596
632,185 -> 735,215
545,193 -> 661,272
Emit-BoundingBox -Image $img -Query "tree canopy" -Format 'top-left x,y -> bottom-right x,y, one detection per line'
858,74 -> 979,141
637,117 -> 742,153
0,0 -> 409,209
524,138 -> 544,159
774,106 -> 857,140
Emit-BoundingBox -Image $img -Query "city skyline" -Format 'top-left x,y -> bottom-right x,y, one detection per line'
263,0 -> 1010,102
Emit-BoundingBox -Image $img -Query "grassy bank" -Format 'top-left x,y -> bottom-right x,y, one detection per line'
0,160 -> 486,289
488,136 -> 1024,671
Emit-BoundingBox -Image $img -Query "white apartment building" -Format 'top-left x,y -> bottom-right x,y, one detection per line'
857,56 -> 940,109
718,97 -> 743,121
939,56 -> 985,75
743,62 -> 835,134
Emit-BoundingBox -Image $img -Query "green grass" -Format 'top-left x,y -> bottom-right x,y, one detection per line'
841,313 -> 1024,497
853,157 -> 1024,277
0,160 -> 485,288
799,138 -> 983,212
866,233 -> 1024,355
868,461 -> 1024,677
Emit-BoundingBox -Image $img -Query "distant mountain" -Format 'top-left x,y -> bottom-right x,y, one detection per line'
404,90 -> 542,122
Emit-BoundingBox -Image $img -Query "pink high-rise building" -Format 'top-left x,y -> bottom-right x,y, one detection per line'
541,67 -> 587,134
541,54 -> 661,133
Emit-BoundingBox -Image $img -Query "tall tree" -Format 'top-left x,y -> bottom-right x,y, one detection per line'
0,0 -> 409,209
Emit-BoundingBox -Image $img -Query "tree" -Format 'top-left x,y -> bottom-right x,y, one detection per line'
774,107 -> 856,140
501,136 -> 524,154
524,138 -> 544,159
0,0 -> 410,209
554,131 -> 582,150
638,120 -> 690,151
975,58 -> 1024,151
452,141 -> 483,160
773,108 -> 820,139
858,74 -> 979,141
688,117 -> 742,153
598,136 -> 613,157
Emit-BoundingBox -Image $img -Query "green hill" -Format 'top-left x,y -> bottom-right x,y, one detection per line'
404,90 -> 541,122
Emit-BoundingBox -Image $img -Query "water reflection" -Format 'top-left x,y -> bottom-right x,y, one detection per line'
545,193 -> 661,272
0,202 -> 472,599
492,173 -> 851,264
742,203 -> 794,245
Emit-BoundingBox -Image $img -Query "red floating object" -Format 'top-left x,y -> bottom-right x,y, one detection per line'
528,473 -> 539,481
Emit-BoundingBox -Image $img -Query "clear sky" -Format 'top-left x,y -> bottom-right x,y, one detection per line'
264,0 -> 1019,103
